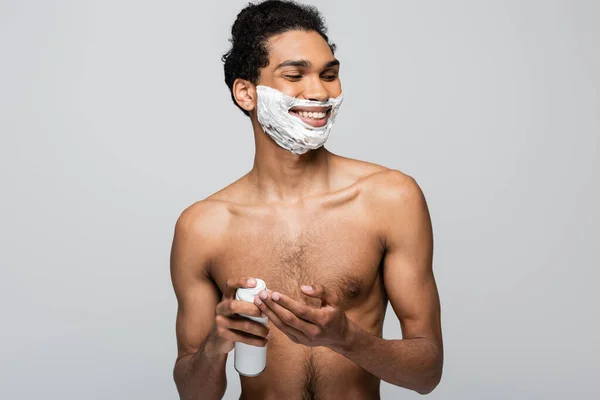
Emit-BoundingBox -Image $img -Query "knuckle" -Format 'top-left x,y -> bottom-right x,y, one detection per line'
249,306 -> 262,317
311,328 -> 321,339
304,328 -> 314,340
317,315 -> 328,327
239,303 -> 255,316
245,304 -> 258,316
216,325 -> 227,336
242,321 -> 253,332
281,313 -> 293,324
311,313 -> 322,325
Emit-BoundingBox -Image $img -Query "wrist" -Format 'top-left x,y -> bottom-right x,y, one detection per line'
331,319 -> 360,354
201,333 -> 227,360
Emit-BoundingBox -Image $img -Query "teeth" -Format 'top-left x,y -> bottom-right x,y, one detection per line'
295,110 -> 327,119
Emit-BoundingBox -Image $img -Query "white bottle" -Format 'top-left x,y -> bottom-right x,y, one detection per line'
234,278 -> 268,377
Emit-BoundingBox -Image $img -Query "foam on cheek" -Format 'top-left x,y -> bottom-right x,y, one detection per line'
256,85 -> 344,154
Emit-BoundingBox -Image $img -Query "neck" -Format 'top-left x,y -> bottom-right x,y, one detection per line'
248,116 -> 333,203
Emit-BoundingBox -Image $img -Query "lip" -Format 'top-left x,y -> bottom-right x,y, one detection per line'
289,106 -> 331,113
289,109 -> 331,128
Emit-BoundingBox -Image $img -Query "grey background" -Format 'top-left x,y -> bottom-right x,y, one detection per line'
1,0 -> 598,399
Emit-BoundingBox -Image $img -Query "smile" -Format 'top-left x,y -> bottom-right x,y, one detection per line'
289,107 -> 331,127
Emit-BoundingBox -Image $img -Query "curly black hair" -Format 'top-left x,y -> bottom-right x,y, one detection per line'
222,0 -> 336,116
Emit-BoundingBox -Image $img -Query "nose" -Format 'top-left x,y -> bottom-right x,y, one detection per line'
301,75 -> 330,102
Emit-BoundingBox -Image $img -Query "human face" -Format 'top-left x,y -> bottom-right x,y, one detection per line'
257,30 -> 342,128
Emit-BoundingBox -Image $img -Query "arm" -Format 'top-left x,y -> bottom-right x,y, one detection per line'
170,205 -> 227,400
251,171 -> 443,394
334,173 -> 443,394
255,171 -> 443,394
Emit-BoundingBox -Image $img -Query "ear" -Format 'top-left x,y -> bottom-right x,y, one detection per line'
233,78 -> 257,112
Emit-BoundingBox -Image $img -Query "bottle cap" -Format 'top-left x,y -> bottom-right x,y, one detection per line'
235,278 -> 267,303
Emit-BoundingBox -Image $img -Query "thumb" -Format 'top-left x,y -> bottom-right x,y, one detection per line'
301,284 -> 339,306
301,284 -> 318,297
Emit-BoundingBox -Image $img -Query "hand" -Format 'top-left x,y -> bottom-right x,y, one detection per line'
254,284 -> 351,349
205,277 -> 271,355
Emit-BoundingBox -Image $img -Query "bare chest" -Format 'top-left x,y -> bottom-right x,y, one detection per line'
211,205 -> 384,309
210,196 -> 389,398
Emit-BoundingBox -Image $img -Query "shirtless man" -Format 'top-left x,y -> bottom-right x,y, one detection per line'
171,1 -> 443,399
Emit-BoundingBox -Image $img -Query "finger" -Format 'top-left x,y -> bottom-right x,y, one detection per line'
261,291 -> 316,334
222,328 -> 268,347
224,276 -> 257,298
254,294 -> 306,340
301,284 -> 340,307
217,299 -> 262,318
270,292 -> 320,324
227,316 -> 270,338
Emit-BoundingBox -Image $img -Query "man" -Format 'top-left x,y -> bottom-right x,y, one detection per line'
170,1 -> 443,399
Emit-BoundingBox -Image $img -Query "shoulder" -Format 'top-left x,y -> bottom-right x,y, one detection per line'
330,153 -> 419,193
330,153 -> 388,184
329,153 -> 425,209
173,199 -> 232,250
170,199 -> 234,281
175,173 -> 252,234
358,168 -> 428,228
363,168 -> 423,202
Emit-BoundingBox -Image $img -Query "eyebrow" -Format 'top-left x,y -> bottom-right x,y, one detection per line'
274,59 -> 340,70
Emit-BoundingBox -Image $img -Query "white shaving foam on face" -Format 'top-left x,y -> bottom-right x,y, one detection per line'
256,85 -> 344,155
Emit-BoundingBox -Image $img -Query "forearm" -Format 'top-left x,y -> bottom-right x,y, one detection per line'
331,320 -> 443,394
173,340 -> 228,400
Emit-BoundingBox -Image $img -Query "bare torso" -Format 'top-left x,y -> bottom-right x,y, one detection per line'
207,157 -> 392,399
